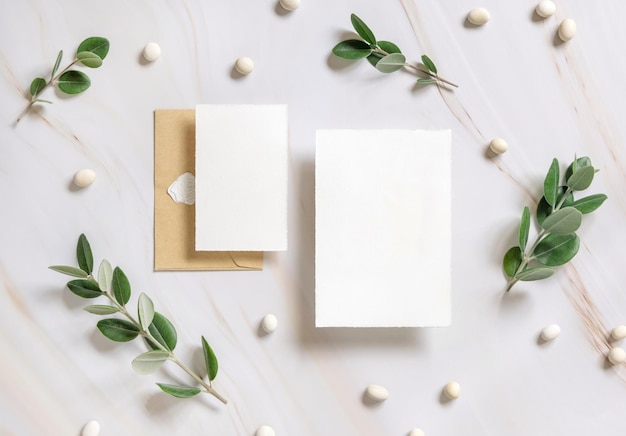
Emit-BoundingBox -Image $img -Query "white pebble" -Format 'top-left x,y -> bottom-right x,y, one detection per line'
81,420 -> 100,436
279,0 -> 300,11
558,18 -> 577,41
73,169 -> 96,188
535,0 -> 556,18
261,314 -> 278,333
488,137 -> 508,154
610,325 -> 626,341
256,425 -> 275,436
467,8 -> 490,26
443,381 -> 461,400
408,429 -> 425,436
235,56 -> 254,75
365,384 -> 389,402
608,347 -> 626,365
540,324 -> 561,341
143,42 -> 161,62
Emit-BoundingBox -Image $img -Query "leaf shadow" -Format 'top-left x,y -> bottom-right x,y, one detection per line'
89,327 -> 118,352
61,287 -> 88,310
326,31 -> 362,71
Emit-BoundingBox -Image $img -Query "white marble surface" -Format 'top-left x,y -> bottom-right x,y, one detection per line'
1,0 -> 626,435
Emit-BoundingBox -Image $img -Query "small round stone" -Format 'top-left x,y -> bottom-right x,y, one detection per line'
143,42 -> 161,62
279,0 -> 300,11
541,324 -> 561,341
467,8 -> 490,26
256,425 -> 275,436
535,0 -> 556,18
443,381 -> 461,400
558,18 -> 577,42
489,137 -> 508,154
235,56 -> 254,75
610,325 -> 626,341
365,384 -> 389,402
408,429 -> 425,436
261,314 -> 278,334
73,169 -> 96,188
608,347 -> 626,365
81,420 -> 100,436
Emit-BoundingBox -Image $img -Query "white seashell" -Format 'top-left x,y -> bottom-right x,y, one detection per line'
143,42 -> 161,62
81,420 -> 100,436
489,137 -> 508,154
365,384 -> 389,402
443,381 -> 461,400
235,56 -> 254,75
610,325 -> 626,341
279,0 -> 300,11
261,314 -> 278,333
467,8 -> 490,26
73,169 -> 96,188
256,425 -> 276,436
408,429 -> 425,436
558,19 -> 577,41
541,324 -> 561,341
608,347 -> 626,365
535,0 -> 556,18
167,172 -> 195,205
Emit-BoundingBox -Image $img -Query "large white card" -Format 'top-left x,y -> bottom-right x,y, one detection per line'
195,104 -> 288,251
315,130 -> 451,327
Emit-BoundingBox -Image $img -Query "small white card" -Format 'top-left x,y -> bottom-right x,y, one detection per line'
315,130 -> 451,327
195,104 -> 288,251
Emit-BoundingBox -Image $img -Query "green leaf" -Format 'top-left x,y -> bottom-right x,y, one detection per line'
201,336 -> 219,381
30,78 -> 46,97
49,265 -> 88,278
570,194 -> 607,214
51,50 -> 63,79
377,40 -> 401,54
67,279 -> 102,298
567,165 -> 595,191
540,207 -> 582,235
543,158 -> 560,207
156,383 -> 201,399
138,293 -> 155,331
519,206 -> 530,252
332,40 -> 372,60
376,53 -> 406,73
83,305 -> 119,315
97,259 -> 113,292
112,267 -> 131,305
416,78 -> 437,84
503,246 -> 522,278
147,312 -> 178,351
57,70 -> 91,95
132,351 -> 170,375
97,318 -> 140,342
421,54 -> 437,74
533,233 -> 580,266
366,52 -> 384,67
76,234 -> 94,274
565,156 -> 592,180
536,188 -> 574,225
350,13 -> 376,45
516,267 -> 555,281
77,51 -> 103,68
77,37 -> 110,60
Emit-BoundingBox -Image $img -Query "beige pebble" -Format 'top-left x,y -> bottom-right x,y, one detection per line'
610,325 -> 626,341
256,425 -> 275,436
489,137 -> 508,154
408,429 -> 425,436
540,324 -> 561,341
558,18 -> 577,41
261,314 -> 278,333
81,420 -> 100,436
535,0 -> 556,18
365,384 -> 389,402
279,0 -> 300,11
443,381 -> 461,400
608,347 -> 626,365
235,56 -> 254,75
467,8 -> 490,26
143,42 -> 161,62
73,169 -> 96,188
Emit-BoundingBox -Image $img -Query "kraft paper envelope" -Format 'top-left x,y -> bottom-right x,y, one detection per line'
154,109 -> 263,270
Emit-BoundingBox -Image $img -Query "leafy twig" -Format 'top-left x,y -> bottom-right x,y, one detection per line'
503,156 -> 607,291
17,37 -> 110,123
50,234 -> 227,404
332,14 -> 458,88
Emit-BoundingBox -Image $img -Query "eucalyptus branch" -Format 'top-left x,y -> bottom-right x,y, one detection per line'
50,234 -> 227,404
503,156 -> 607,292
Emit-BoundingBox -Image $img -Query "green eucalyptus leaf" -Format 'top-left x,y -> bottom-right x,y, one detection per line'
132,351 -> 169,375
77,51 -> 103,68
83,305 -> 119,315
519,206 -> 530,252
416,78 -> 437,84
67,279 -> 102,298
332,40 -> 372,60
540,207 -> 582,235
376,53 -> 406,73
49,265 -> 88,278
503,246 -> 522,279
77,36 -> 110,60
421,54 -> 437,74
366,52 -> 384,67
201,336 -> 219,381
97,318 -> 140,342
30,78 -> 46,97
97,259 -> 113,292
565,156 -> 592,180
533,233 -> 580,266
544,158 -> 560,207
138,292 -> 155,331
57,70 -> 91,95
350,13 -> 376,45
567,165 -> 595,191
570,194 -> 607,214
156,383 -> 201,399
377,40 -> 401,54
536,188 -> 574,225
146,312 -> 178,351
112,267 -> 131,305
76,233 -> 93,274
516,267 -> 555,281
51,50 -> 63,78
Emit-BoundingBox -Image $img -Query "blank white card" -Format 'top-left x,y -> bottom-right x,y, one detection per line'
195,105 -> 288,251
315,130 -> 451,327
